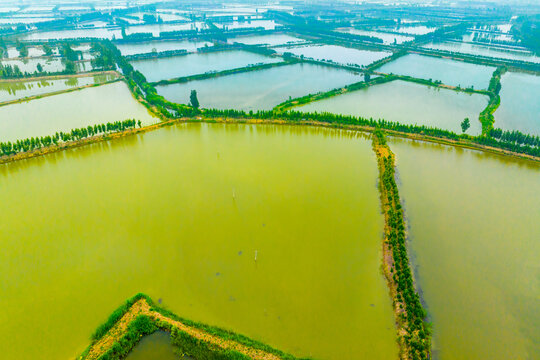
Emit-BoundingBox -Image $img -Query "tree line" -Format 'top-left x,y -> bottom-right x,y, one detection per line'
202,107 -> 540,157
373,131 -> 430,360
0,119 -> 141,157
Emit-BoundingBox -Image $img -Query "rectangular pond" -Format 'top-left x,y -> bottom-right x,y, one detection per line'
115,39 -> 213,56
295,80 -> 488,135
338,28 -> 414,44
0,73 -> 117,103
216,19 -> 281,30
124,22 -> 207,36
130,50 -> 281,82
380,25 -> 436,35
156,62 -> 363,110
278,44 -> 391,68
0,122 -> 397,360
0,57 -> 65,73
226,33 -> 305,46
378,53 -> 496,89
390,138 -> 540,360
0,81 -> 157,142
21,28 -> 123,40
422,41 -> 540,63
495,71 -> 540,136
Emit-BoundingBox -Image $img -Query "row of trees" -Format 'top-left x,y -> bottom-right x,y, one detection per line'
201,107 -> 540,157
0,119 -> 141,157
373,131 -> 430,360
490,128 -> 540,147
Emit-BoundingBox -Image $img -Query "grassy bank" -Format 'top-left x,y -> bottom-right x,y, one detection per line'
78,294 -> 309,360
372,131 -> 431,360
479,66 -> 506,134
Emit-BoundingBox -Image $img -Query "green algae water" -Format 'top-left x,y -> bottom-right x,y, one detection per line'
0,123 -> 397,360
390,138 -> 540,360
125,331 -> 179,360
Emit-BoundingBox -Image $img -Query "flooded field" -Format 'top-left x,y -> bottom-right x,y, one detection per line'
296,80 -> 487,135
115,40 -> 213,56
378,54 -> 495,89
339,28 -> 414,44
0,81 -> 156,142
495,71 -> 540,135
226,33 -> 305,46
0,123 -> 397,360
422,41 -> 540,63
130,50 -> 281,82
390,139 -> 540,360
278,44 -> 391,67
156,63 -> 362,110
0,73 -> 116,103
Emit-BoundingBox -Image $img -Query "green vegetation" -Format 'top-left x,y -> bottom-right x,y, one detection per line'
372,131 -> 431,360
461,118 -> 470,133
479,66 -> 506,134
512,15 -> 540,55
0,119 -> 141,157
79,294 -> 311,360
171,328 -> 250,360
190,90 -> 200,109
98,315 -> 158,360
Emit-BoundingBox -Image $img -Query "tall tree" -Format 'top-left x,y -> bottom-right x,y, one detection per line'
461,118 -> 470,133
190,90 -> 199,109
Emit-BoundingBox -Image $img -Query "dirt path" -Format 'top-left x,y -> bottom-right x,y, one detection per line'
83,299 -> 282,360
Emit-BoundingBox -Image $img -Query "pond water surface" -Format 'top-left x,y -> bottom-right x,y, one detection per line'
278,44 -> 391,67
125,331 -> 179,360
130,50 -> 281,82
296,80 -> 487,135
378,54 -> 495,89
0,81 -> 156,142
115,40 -> 213,56
390,138 -> 540,360
0,123 -> 397,360
156,63 -> 362,110
0,73 -> 116,103
494,71 -> 540,135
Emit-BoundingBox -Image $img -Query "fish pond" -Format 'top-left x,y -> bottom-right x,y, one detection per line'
0,73 -> 117,103
422,41 -> 540,63
339,28 -> 414,44
0,81 -> 156,142
279,44 -> 391,67
115,40 -> 213,56
296,80 -> 488,135
0,123 -> 397,360
226,33 -> 306,46
130,50 -> 281,82
125,331 -> 179,360
494,71 -> 540,135
390,138 -> 540,360
378,54 -> 495,89
156,63 -> 362,110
